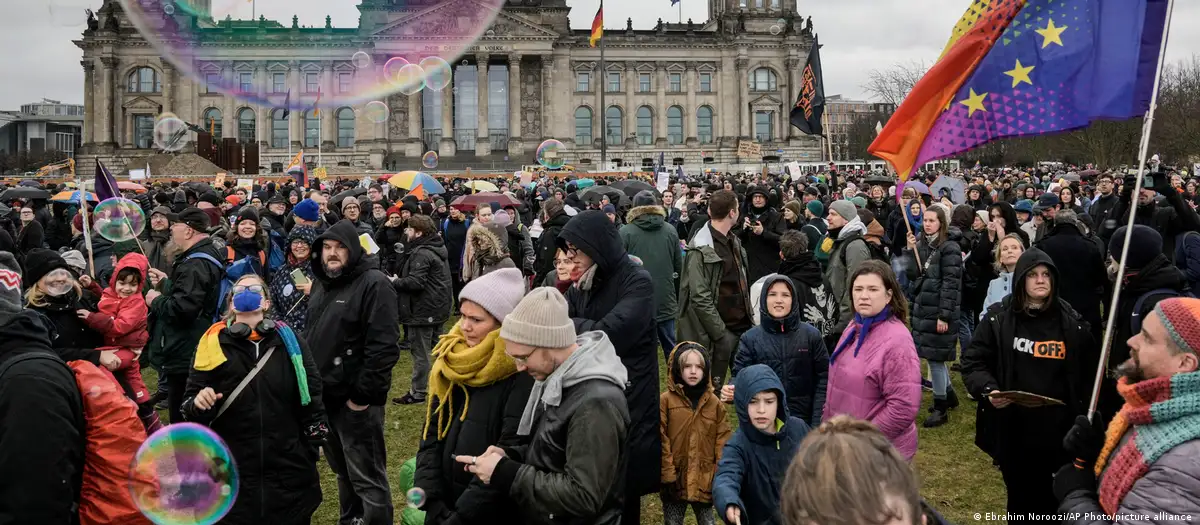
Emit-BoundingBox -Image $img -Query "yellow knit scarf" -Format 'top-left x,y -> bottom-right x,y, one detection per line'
423,325 -> 517,440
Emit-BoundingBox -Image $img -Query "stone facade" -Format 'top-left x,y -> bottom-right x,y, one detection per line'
76,0 -> 822,172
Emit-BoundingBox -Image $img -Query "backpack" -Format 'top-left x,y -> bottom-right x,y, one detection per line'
442,217 -> 471,239
1130,287 -> 1197,335
1175,231 -> 1200,289
226,246 -> 267,271
185,252 -> 232,323
840,237 -> 888,271
0,354 -> 154,525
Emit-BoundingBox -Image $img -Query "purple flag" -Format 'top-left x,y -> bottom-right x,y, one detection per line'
94,159 -> 120,201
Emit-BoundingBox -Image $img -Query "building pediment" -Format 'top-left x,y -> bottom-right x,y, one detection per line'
749,93 -> 782,107
122,96 -> 161,111
372,1 -> 558,40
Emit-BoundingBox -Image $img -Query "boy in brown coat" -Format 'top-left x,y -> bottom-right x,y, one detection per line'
660,342 -> 733,525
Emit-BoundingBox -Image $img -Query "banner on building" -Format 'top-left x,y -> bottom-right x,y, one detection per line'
736,140 -> 762,158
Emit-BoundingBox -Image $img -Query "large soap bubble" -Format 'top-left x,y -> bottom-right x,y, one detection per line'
536,139 -> 566,170
128,423 -> 239,525
93,198 -> 147,242
118,0 -> 505,110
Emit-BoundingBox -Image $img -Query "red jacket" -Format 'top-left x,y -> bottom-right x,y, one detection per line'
84,252 -> 149,350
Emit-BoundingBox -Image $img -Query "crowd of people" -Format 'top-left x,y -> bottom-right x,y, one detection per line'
1,163 -> 1199,525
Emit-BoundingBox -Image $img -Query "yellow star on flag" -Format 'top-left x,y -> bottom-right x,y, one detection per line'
1004,59 -> 1035,88
960,88 -> 988,117
1036,19 -> 1068,48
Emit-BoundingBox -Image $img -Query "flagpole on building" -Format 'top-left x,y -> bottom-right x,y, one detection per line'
598,12 -> 607,170
1087,0 -> 1176,421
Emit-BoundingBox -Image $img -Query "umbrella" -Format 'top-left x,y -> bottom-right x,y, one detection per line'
864,175 -> 894,186
609,180 -> 659,199
579,186 -> 630,207
17,180 -> 42,187
388,171 -> 446,194
450,192 -> 521,212
118,181 -> 147,193
575,178 -> 595,189
331,187 -> 367,208
1078,169 -> 1100,180
51,190 -> 98,204
903,180 -> 931,196
930,176 -> 967,204
0,187 -> 50,200
462,180 -> 500,193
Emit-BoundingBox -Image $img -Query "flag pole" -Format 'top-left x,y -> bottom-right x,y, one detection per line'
598,10 -> 607,171
1087,0 -> 1176,422
75,178 -> 96,277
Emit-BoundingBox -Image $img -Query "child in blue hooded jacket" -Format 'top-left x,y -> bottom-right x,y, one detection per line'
712,364 -> 809,525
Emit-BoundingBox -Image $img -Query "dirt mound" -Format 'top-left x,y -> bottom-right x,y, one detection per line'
121,153 -> 223,176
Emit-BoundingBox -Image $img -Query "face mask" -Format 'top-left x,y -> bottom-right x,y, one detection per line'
232,289 -> 264,313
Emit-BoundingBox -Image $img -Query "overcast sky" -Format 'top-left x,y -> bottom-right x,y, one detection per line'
2,0 -> 1197,109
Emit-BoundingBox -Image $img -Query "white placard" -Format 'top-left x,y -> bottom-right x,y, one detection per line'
128,169 -> 146,181
520,171 -> 533,185
786,162 -> 802,181
236,178 -> 254,190
656,172 -> 669,192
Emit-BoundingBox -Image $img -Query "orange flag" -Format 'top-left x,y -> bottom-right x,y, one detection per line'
408,183 -> 427,202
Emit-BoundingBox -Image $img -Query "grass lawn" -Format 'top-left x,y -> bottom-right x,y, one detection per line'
145,339 -> 1008,524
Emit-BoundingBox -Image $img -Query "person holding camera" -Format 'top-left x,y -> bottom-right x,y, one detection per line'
1100,164 -> 1200,262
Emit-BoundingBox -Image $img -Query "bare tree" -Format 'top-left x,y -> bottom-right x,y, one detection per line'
1150,55 -> 1200,164
861,61 -> 928,106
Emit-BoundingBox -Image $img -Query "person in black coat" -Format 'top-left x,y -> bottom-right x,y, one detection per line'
738,188 -> 786,283
532,198 -> 570,285
1034,210 -> 1107,338
23,248 -> 106,367
442,206 -> 472,308
905,206 -> 963,428
1099,171 -> 1200,258
390,214 -> 452,405
556,209 -> 660,525
181,274 -> 328,525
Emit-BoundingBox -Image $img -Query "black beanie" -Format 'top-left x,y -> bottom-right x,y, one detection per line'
1109,225 -> 1162,270
236,206 -> 260,225
633,190 -> 658,208
23,248 -> 71,291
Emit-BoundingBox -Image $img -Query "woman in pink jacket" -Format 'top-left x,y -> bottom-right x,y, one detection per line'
823,260 -> 923,459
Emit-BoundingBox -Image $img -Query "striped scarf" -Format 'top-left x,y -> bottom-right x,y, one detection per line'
1093,371 -> 1200,514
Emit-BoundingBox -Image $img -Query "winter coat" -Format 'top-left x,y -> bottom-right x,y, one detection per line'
442,216 -> 472,275
909,230 -> 963,362
226,236 -> 269,280
775,255 -> 840,338
620,205 -> 683,322
823,315 -> 921,460
269,258 -> 315,333
392,233 -> 452,327
1057,433 -> 1200,524
712,364 -> 809,525
961,248 -> 1096,465
799,217 -> 827,259
0,310 -> 86,525
72,233 -> 115,280
982,271 -> 1014,315
416,364 -> 534,525
558,210 -> 661,498
29,286 -> 105,367
505,223 -> 535,276
738,204 -> 786,283
305,220 -> 401,407
148,237 -> 226,375
823,218 -> 872,331
1087,193 -> 1119,234
735,275 -> 829,427
659,345 -> 732,504
677,222 -> 751,350
463,224 -> 516,282
180,326 -> 327,524
533,212 -> 570,284
142,228 -> 176,277
375,223 -> 407,274
1101,186 -> 1200,260
1036,222 -> 1107,331
16,220 -> 44,258
84,252 -> 150,350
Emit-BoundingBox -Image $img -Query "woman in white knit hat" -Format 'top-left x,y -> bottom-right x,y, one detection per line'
412,267 -> 533,525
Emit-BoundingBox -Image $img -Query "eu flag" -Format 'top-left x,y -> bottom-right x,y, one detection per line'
869,0 -> 1170,180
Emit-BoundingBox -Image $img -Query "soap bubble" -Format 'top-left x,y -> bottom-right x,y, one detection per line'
383,57 -> 411,88
163,3 -> 175,15
421,151 -> 439,169
351,51 -> 373,69
406,487 -> 426,509
362,101 -> 390,124
769,24 -> 781,35
93,198 -> 146,242
418,57 -> 452,92
536,139 -> 565,170
486,29 -> 495,38
395,64 -> 426,96
154,116 -> 188,152
128,423 -> 239,525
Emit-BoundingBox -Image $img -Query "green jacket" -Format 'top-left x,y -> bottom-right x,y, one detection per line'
619,205 -> 683,322
148,238 -> 225,375
822,217 -> 871,330
677,222 -> 750,350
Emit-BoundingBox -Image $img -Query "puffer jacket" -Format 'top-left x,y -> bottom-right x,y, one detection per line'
620,205 -> 683,322
677,222 -> 751,350
558,210 -> 661,498
909,228 -> 963,362
83,252 -> 150,350
659,344 -> 733,504
734,275 -> 828,427
392,233 -> 452,327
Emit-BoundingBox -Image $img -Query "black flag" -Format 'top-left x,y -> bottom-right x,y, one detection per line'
790,36 -> 825,136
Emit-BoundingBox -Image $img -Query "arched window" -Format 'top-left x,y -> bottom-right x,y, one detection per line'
237,108 -> 255,144
127,67 -> 160,93
304,111 -> 320,148
750,68 -> 777,91
271,109 -> 288,148
574,107 -> 593,145
636,106 -> 653,145
667,106 -> 684,145
605,106 -> 623,146
336,108 -> 354,148
202,108 -> 222,141
697,106 -> 714,144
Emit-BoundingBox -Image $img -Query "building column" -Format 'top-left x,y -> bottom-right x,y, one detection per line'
82,60 -> 95,146
255,63 -> 268,146
98,57 -> 117,146
624,62 -> 635,145
686,64 -> 698,140
221,61 -> 235,143
440,72 -> 455,156
507,54 -> 522,154
656,62 -> 667,143
408,90 -> 422,152
541,58 -> 553,141
786,56 -> 800,139
594,63 -> 603,145
162,62 -> 175,115
373,60 -> 387,146
736,56 -> 749,138
475,53 -> 490,156
321,62 -> 337,149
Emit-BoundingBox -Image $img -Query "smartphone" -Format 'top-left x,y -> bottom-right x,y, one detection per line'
290,269 -> 310,286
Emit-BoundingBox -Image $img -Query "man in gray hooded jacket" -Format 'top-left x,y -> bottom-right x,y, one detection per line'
456,287 -> 630,525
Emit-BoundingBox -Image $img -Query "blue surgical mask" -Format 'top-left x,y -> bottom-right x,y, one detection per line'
232,287 -> 264,313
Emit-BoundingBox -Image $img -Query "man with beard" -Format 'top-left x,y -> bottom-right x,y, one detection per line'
143,206 -> 176,276
739,188 -> 787,283
391,215 -> 452,406
261,195 -> 288,233
1101,172 -> 1200,260
961,248 -> 1096,517
307,220 -> 401,525
1055,297 -> 1200,522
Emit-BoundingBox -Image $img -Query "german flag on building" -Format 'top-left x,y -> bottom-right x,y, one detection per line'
589,1 -> 603,47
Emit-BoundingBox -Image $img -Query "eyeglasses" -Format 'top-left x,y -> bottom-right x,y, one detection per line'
232,284 -> 265,294
509,348 -> 539,364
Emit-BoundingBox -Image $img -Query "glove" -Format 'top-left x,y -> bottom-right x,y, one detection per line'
1062,414 -> 1105,466
1053,462 -> 1096,501
305,421 -> 330,446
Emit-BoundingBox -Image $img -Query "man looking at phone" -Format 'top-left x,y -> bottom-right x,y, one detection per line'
739,188 -> 786,283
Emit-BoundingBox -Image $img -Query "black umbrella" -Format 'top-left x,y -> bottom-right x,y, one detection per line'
18,180 -> 43,188
0,187 -> 50,201
864,175 -> 895,186
609,179 -> 659,199
579,186 -> 630,207
332,187 -> 367,207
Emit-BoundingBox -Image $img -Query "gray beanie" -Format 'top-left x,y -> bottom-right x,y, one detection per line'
0,252 -> 23,312
828,199 -> 858,222
60,250 -> 87,275
500,287 -> 577,348
459,267 -> 526,323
